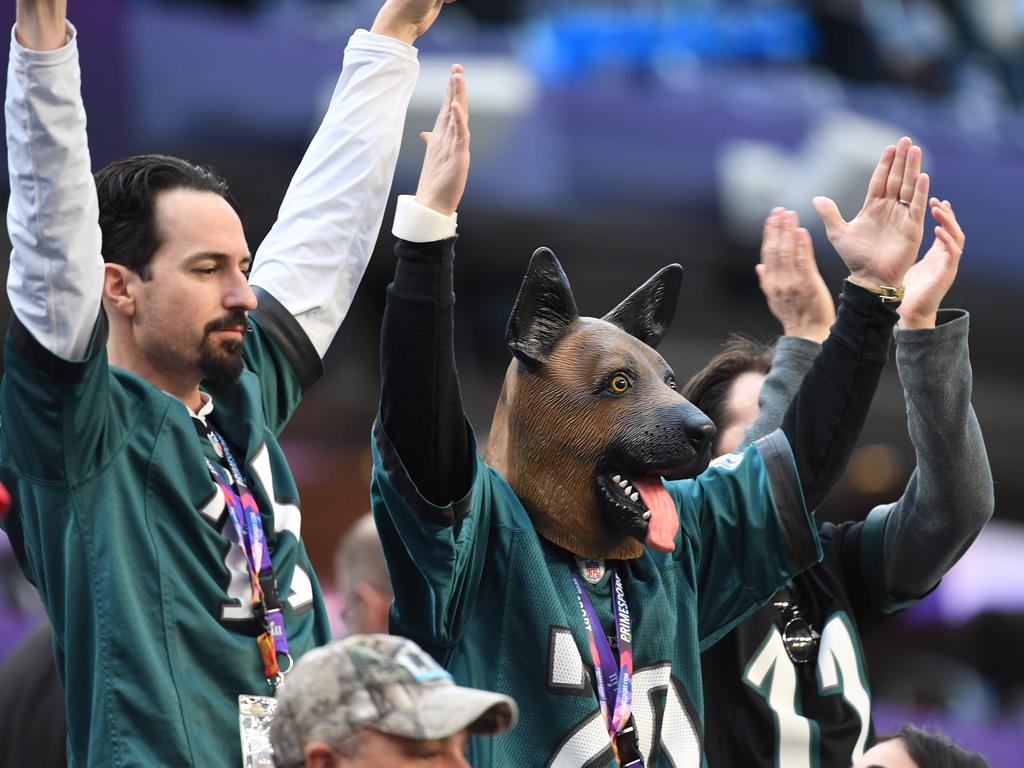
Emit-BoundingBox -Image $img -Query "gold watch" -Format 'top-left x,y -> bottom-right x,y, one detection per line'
846,274 -> 905,304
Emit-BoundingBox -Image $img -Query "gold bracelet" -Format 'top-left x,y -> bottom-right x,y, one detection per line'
846,274 -> 905,304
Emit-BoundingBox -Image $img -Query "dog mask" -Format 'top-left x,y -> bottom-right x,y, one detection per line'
484,249 -> 717,561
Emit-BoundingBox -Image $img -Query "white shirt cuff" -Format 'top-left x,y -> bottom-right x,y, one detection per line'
10,21 -> 76,63
348,28 -> 419,62
392,195 -> 458,243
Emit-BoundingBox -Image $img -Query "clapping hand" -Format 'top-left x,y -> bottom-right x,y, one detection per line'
414,64 -> 470,217
898,199 -> 966,329
756,208 -> 836,343
812,137 -> 930,291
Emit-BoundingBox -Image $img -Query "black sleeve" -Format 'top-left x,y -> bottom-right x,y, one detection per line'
780,281 -> 899,510
378,237 -> 472,508
250,287 -> 324,392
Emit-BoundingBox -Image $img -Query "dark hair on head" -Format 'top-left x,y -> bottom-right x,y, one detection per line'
680,334 -> 774,454
94,154 -> 241,279
875,725 -> 989,768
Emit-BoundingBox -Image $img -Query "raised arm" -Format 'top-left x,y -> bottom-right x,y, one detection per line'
779,138 -> 931,510
378,65 -> 472,506
879,201 -> 993,600
7,0 -> 104,361
248,0 -> 456,358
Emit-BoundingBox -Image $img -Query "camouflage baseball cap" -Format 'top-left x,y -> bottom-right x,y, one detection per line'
270,634 -> 518,766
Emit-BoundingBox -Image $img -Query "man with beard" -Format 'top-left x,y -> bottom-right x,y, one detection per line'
0,0 -> 457,765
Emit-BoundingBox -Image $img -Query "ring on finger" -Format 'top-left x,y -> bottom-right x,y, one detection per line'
898,199 -> 912,207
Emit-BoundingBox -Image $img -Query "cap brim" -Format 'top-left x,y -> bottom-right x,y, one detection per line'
375,685 -> 519,740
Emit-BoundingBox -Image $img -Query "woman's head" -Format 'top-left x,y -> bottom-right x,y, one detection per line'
855,726 -> 988,768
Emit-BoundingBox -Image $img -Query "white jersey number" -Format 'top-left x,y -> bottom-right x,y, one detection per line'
742,613 -> 871,768
544,630 -> 701,766
203,442 -> 314,622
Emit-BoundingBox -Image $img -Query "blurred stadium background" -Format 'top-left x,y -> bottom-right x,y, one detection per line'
1,0 -> 1022,763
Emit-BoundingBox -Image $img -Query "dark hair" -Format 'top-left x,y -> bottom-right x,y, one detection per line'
875,725 -> 989,768
680,334 -> 774,454
94,154 -> 241,279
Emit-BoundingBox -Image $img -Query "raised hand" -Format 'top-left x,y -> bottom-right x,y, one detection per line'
15,0 -> 68,51
898,198 -> 966,329
812,137 -> 930,290
756,207 -> 836,343
414,64 -> 470,216
371,0 -> 457,45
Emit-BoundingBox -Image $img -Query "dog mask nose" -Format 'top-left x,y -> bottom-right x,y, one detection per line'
683,414 -> 716,454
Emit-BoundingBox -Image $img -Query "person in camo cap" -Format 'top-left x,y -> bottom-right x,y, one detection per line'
270,634 -> 518,767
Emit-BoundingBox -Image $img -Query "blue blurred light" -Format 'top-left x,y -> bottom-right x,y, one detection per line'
524,7 -> 819,85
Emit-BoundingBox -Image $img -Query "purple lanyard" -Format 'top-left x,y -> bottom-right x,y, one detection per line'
204,426 -> 290,676
572,570 -> 643,766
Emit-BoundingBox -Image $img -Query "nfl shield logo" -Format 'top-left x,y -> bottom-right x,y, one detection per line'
209,434 -> 225,459
576,556 -> 606,585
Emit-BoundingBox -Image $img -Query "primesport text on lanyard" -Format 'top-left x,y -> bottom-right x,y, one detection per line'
203,423 -> 292,691
572,569 -> 644,767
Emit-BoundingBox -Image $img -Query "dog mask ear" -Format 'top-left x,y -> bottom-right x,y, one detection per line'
506,248 -> 580,365
602,264 -> 683,349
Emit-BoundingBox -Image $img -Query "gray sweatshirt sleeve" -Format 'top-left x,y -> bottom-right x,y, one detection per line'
739,336 -> 821,450
875,309 -> 994,601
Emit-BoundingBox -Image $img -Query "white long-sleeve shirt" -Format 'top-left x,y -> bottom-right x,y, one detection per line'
6,23 -> 103,361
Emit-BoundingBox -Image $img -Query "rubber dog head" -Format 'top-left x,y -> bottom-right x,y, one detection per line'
484,249 -> 716,560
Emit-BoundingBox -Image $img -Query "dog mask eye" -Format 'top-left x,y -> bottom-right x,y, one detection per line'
610,373 -> 631,394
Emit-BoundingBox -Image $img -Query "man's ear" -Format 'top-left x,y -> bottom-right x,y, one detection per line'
304,741 -> 344,768
353,582 -> 393,636
601,264 -> 682,349
103,263 -> 138,318
506,248 -> 579,366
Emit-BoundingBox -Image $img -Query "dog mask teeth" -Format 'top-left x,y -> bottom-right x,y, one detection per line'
595,471 -> 653,544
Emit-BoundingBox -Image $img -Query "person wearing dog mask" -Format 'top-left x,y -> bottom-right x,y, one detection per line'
369,62 -> 934,767
689,199 -> 992,768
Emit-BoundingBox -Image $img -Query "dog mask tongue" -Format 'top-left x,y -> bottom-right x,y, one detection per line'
632,477 -> 678,552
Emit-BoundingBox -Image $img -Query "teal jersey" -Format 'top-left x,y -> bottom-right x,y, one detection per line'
0,294 -> 331,767
371,423 -> 821,768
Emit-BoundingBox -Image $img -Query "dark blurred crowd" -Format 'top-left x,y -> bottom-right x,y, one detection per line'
806,0 -> 1024,106
158,0 -> 1024,107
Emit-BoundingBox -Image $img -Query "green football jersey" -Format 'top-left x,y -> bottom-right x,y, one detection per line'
0,294 -> 331,767
371,422 -> 821,768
